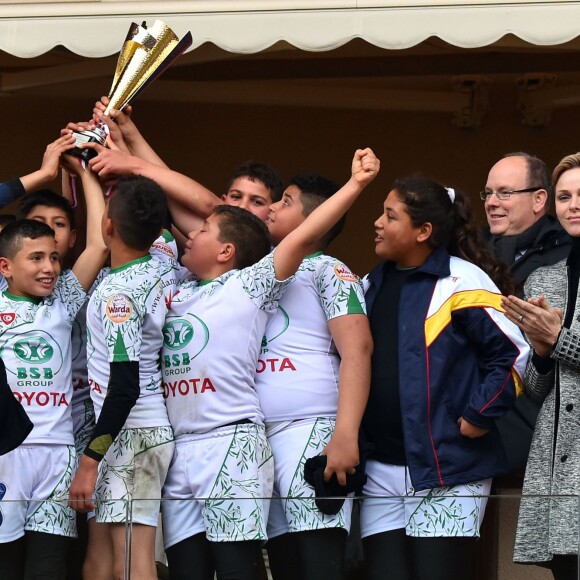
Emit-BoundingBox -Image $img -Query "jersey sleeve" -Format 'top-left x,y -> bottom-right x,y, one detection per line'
237,250 -> 292,311
91,267 -> 109,291
53,269 -> 87,323
315,258 -> 367,321
0,178 -> 25,208
150,229 -> 179,264
101,292 -> 143,363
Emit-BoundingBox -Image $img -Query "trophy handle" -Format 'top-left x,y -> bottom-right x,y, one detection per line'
126,32 -> 193,108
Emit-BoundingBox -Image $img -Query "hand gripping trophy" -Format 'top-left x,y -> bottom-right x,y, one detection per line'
71,20 -> 192,161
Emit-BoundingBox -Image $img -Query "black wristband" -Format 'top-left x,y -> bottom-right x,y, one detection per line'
84,361 -> 140,461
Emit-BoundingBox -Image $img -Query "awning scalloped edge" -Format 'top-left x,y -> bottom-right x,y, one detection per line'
1,3 -> 580,58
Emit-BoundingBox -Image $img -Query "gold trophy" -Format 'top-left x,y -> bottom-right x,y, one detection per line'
71,20 -> 192,161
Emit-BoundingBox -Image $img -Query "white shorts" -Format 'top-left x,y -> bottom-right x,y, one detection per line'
0,444 -> 77,542
72,399 -> 95,457
95,426 -> 174,527
360,460 -> 491,539
266,417 -> 353,539
162,423 -> 274,548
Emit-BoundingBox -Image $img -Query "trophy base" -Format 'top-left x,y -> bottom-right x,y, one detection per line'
69,128 -> 106,162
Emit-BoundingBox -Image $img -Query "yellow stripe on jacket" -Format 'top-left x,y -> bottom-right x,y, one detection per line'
425,289 -> 504,347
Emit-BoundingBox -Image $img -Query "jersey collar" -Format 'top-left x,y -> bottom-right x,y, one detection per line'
3,290 -> 41,304
110,254 -> 152,274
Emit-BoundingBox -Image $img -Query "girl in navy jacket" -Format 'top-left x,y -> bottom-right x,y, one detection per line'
360,177 -> 529,580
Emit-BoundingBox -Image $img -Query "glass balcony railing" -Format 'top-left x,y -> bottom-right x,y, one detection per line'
2,492 -> 573,579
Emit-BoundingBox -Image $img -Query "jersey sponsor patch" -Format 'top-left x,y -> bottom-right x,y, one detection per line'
106,294 -> 133,323
333,264 -> 358,283
151,240 -> 176,259
14,336 -> 54,364
0,313 -> 15,325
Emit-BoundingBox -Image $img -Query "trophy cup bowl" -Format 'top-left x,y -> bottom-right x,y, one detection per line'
70,20 -> 192,161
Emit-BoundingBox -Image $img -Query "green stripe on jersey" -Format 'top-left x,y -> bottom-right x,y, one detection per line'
347,286 -> 364,315
112,328 -> 130,362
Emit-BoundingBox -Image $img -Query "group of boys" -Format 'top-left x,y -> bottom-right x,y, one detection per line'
0,109 -> 380,580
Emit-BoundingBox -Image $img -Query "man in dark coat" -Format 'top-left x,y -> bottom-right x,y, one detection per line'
483,152 -> 571,472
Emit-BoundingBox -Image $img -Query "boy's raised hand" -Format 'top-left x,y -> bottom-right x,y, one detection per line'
93,96 -> 136,139
18,134 -> 76,194
351,147 -> 380,187
38,134 -> 77,180
96,114 -> 129,153
59,148 -> 86,177
85,144 -> 134,181
94,96 -> 133,121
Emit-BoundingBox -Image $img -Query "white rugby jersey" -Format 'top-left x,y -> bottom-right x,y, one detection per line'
87,255 -> 177,429
162,252 -> 290,437
70,231 -> 176,431
0,270 -> 86,445
71,268 -> 109,434
255,252 -> 366,422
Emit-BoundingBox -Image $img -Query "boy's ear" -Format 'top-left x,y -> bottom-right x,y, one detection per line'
417,222 -> 433,243
69,229 -> 78,249
103,217 -> 114,239
216,242 -> 235,264
0,257 -> 12,279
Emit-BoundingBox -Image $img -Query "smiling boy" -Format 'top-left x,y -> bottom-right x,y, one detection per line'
0,163 -> 107,579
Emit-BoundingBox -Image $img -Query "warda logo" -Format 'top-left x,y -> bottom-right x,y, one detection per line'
333,264 -> 358,283
106,294 -> 132,323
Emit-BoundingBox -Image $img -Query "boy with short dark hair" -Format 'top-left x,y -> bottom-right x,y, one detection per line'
17,189 -> 76,229
16,188 -> 96,456
69,175 -> 178,580
15,169 -> 111,580
160,148 -> 379,580
0,162 -> 107,579
258,169 -> 375,580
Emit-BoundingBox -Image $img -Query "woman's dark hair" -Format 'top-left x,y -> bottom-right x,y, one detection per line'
394,176 -> 516,295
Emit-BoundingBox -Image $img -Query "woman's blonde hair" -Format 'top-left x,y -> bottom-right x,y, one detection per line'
553,152 -> 580,188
